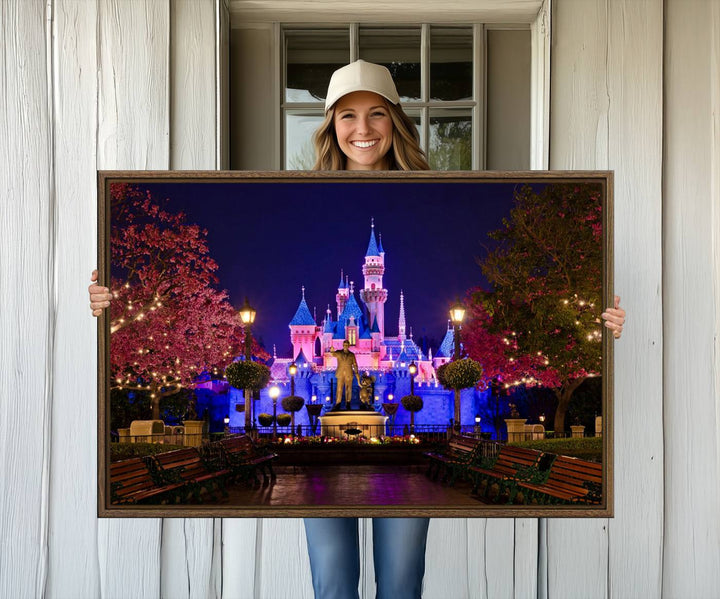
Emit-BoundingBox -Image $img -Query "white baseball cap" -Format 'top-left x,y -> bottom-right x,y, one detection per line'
324,60 -> 400,112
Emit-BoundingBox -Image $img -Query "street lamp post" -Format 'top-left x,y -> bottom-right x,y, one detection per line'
450,300 -> 466,429
474,414 -> 482,438
269,385 -> 280,440
239,298 -> 256,433
450,300 -> 466,360
289,362 -> 297,396
408,361 -> 417,395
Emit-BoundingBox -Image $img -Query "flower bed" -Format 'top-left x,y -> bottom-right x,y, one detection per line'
262,435 -> 433,466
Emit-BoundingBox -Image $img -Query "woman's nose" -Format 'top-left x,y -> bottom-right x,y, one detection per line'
355,116 -> 370,134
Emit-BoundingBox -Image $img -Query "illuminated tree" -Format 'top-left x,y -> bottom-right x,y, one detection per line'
109,184 -> 267,420
468,183 -> 604,433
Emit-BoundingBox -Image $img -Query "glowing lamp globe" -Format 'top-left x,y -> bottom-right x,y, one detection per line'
450,301 -> 466,324
239,298 -> 256,324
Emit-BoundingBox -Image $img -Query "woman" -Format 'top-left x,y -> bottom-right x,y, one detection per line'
302,60 -> 432,599
89,60 -> 626,599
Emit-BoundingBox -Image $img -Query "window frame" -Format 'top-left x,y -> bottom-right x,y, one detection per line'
281,23 -> 493,170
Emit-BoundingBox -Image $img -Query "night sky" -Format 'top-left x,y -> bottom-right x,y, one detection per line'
134,180 -> 527,359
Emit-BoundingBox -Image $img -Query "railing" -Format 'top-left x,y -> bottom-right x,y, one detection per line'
508,430 -> 602,442
110,432 -> 207,446
229,423 -> 457,441
110,426 -> 601,446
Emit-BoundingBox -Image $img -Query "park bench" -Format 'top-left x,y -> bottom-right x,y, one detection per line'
516,454 -> 602,504
219,435 -> 278,486
467,445 -> 546,502
423,435 -> 482,485
109,457 -> 185,505
152,447 -> 230,502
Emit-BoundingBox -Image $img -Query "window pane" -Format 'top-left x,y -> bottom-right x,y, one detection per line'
429,109 -> 472,170
359,28 -> 421,102
430,27 -> 473,101
285,112 -> 324,169
286,30 -> 349,103
402,109 -> 423,148
486,30 -> 531,169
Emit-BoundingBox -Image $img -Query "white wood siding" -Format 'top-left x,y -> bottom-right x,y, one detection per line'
1,1 -> 718,598
663,1 -> 720,596
550,2 -> 664,598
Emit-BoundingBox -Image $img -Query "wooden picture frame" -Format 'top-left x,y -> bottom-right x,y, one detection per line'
97,170 -> 614,518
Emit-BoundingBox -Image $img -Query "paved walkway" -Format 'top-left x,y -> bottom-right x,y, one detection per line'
224,465 -> 485,507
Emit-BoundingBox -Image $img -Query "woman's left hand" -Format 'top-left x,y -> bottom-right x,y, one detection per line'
601,295 -> 626,339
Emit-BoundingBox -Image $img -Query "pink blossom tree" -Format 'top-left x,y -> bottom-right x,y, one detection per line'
109,184 -> 267,420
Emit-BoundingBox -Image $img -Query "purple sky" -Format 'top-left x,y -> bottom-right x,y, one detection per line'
130,180 -> 530,358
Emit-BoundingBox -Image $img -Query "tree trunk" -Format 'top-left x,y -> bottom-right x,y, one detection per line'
244,388 -> 251,431
454,389 -> 461,428
553,377 -> 586,434
151,383 -> 160,420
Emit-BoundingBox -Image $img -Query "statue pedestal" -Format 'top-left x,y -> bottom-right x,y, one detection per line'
319,411 -> 387,438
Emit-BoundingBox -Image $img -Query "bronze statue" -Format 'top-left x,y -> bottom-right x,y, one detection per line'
358,372 -> 375,408
327,340 -> 360,408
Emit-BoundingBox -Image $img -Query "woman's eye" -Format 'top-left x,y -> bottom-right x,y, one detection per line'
371,111 -> 387,117
340,113 -> 354,119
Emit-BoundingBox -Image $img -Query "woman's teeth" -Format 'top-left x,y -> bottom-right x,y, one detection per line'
352,140 -> 378,148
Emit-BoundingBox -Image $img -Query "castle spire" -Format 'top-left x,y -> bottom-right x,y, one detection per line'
365,218 -> 380,257
398,290 -> 406,342
289,287 -> 315,326
378,232 -> 384,255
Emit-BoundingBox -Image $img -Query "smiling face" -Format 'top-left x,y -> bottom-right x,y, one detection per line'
333,91 -> 394,171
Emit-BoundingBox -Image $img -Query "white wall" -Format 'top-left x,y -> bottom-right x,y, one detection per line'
1,1 -> 718,597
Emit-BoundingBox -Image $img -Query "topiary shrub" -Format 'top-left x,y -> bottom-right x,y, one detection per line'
400,394 -> 424,412
281,395 -> 305,434
257,413 -> 274,427
281,395 -> 305,413
436,358 -> 484,390
401,394 -> 423,430
276,413 -> 291,427
437,358 -> 483,428
224,360 -> 271,390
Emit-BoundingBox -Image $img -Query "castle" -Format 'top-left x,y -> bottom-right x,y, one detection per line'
275,220 -> 456,388
207,221 -> 490,432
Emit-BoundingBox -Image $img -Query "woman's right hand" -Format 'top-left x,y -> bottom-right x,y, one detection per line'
89,269 -> 112,317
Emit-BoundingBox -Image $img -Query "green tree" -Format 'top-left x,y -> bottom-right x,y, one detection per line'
473,183 -> 604,434
437,358 -> 484,426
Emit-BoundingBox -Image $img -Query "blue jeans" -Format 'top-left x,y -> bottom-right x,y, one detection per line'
303,517 -> 430,599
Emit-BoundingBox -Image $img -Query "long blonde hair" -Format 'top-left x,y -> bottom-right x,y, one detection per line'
312,100 -> 430,171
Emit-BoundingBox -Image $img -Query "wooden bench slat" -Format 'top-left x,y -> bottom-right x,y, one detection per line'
219,434 -> 278,486
110,457 -> 185,505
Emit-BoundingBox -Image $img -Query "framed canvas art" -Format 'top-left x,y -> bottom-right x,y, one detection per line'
97,170 -> 614,518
